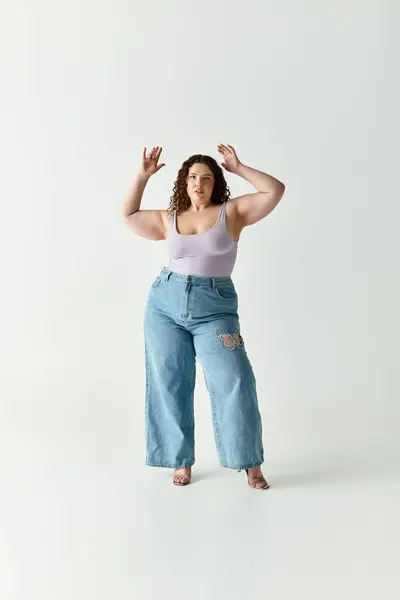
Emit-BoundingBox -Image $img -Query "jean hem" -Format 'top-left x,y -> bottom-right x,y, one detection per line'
146,461 -> 195,469
221,461 -> 264,470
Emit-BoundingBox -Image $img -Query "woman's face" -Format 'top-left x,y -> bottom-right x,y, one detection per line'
186,163 -> 215,206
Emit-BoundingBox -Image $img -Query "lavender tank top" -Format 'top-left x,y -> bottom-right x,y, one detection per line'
165,202 -> 239,277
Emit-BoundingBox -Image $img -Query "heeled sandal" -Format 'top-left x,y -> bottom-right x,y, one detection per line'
238,469 -> 270,490
173,468 -> 191,486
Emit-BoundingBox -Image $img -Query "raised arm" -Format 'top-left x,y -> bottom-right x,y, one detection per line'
121,146 -> 168,241
217,143 -> 285,227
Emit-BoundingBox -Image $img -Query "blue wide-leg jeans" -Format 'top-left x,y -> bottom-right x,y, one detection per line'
143,268 -> 264,470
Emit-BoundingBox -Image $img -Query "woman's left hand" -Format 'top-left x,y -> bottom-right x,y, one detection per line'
217,143 -> 242,173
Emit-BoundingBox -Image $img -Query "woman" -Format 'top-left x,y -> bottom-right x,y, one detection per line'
122,144 -> 285,489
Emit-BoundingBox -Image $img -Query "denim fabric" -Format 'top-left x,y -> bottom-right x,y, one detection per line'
143,267 -> 264,470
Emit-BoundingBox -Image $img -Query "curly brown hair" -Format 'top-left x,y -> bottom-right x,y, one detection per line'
167,154 -> 232,217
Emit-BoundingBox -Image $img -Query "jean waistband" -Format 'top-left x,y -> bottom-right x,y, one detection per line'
159,267 -> 233,286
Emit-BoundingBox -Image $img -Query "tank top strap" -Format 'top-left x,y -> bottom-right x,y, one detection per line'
167,210 -> 176,237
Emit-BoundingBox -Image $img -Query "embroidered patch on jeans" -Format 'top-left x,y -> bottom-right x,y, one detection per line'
216,328 -> 244,351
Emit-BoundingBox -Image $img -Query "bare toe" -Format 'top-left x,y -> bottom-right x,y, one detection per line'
245,468 -> 269,490
173,468 -> 191,485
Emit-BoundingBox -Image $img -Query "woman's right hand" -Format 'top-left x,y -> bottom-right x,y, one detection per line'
139,146 -> 166,179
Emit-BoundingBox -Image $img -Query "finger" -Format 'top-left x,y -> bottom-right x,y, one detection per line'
156,146 -> 163,159
219,143 -> 230,152
227,144 -> 236,153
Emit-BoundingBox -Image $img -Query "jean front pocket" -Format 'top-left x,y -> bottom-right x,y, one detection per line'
214,283 -> 237,300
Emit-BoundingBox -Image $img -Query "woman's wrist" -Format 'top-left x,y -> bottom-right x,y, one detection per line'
136,171 -> 151,182
233,162 -> 246,177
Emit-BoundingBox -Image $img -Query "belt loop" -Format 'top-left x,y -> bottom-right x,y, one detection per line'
165,270 -> 172,281
211,277 -> 216,289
